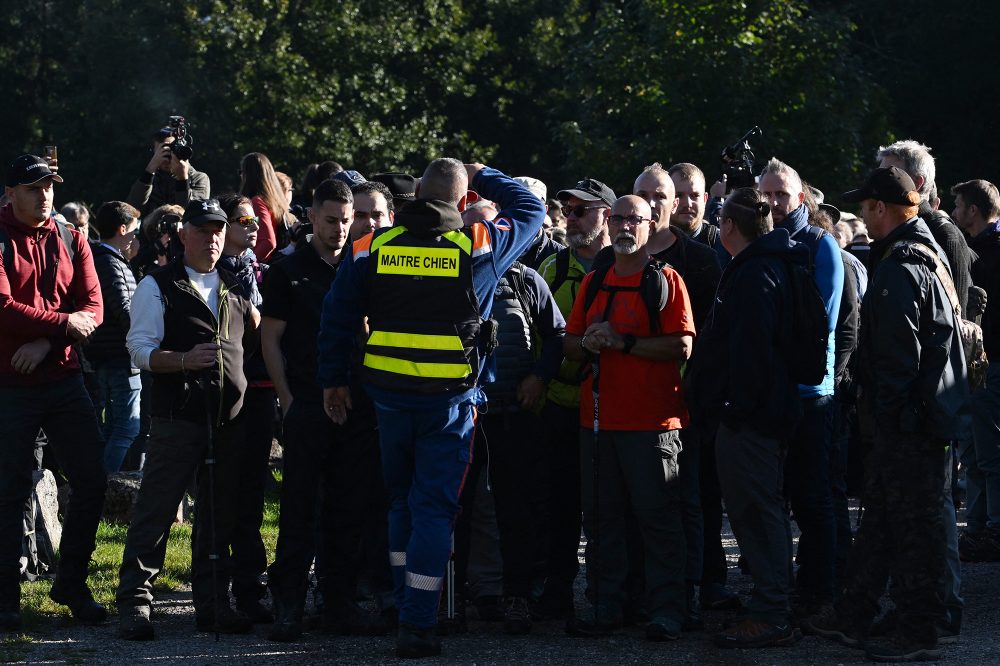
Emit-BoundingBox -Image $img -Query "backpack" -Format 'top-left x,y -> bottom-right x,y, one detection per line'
585,250 -> 669,333
782,257 -> 830,386
548,247 -> 578,296
0,221 -> 76,271
890,240 -> 989,391
484,262 -> 537,403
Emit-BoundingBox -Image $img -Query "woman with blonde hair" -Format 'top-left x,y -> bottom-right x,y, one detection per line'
239,152 -> 286,262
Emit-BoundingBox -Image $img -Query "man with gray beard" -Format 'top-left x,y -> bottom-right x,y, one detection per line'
534,178 -> 614,619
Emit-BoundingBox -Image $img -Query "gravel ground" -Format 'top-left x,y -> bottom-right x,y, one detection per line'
8,509 -> 1000,665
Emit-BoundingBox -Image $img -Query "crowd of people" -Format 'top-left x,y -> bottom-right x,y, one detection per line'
0,124 -> 998,662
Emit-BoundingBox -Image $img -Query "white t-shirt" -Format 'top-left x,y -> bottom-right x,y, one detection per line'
126,266 -> 221,371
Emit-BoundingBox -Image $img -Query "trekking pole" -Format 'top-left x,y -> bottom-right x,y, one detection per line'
447,532 -> 456,621
201,373 -> 221,642
591,353 -> 601,622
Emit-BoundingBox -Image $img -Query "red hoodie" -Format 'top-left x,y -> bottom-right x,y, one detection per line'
0,203 -> 103,385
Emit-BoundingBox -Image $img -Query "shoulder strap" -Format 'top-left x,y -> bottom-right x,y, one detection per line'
57,222 -> 76,265
891,240 -> 963,317
705,223 -> 719,247
641,264 -> 669,334
550,247 -> 571,294
0,227 -> 10,271
583,261 -> 616,320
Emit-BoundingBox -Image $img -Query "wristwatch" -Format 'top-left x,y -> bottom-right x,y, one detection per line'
622,334 -> 637,354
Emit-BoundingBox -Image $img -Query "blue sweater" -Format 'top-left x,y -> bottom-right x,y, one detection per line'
316,167 -> 546,409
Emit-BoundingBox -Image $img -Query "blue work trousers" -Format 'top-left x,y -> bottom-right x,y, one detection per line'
376,398 -> 475,629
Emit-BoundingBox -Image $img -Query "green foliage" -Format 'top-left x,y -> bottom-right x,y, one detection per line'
9,0 -> 984,210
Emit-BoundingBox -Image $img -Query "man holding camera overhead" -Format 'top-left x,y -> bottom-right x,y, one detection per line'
126,119 -> 211,217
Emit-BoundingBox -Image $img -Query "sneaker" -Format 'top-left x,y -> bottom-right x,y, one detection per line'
802,605 -> 863,648
195,604 -> 253,634
864,635 -> 941,662
49,583 -> 107,624
396,623 -> 442,659
322,597 -> 388,636
713,618 -> 800,648
645,617 -> 681,642
503,596 -> 532,635
236,598 -> 274,624
700,583 -> 742,611
118,605 -> 154,641
475,595 -> 503,622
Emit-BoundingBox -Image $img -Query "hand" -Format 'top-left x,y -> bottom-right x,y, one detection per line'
583,321 -> 622,352
709,176 -> 727,198
464,162 -> 486,184
278,392 -> 294,417
145,142 -> 170,174
169,152 -> 190,181
182,342 -> 221,371
323,386 -> 352,424
516,374 -> 546,412
66,311 -> 98,340
11,338 -> 51,374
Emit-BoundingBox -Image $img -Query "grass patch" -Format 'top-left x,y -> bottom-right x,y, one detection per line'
19,468 -> 281,627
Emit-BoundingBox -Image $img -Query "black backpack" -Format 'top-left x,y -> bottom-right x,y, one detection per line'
783,257 -> 829,386
585,248 -> 669,332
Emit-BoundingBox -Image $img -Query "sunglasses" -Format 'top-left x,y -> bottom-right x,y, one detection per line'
561,204 -> 605,218
608,214 -> 650,227
233,215 -> 260,228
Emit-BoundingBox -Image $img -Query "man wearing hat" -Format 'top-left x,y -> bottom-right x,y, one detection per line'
117,198 -> 260,640
534,177 -> 614,619
371,172 -> 418,212
0,155 -> 109,629
806,167 -> 969,663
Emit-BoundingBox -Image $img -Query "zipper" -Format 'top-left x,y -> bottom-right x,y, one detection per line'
214,284 -> 231,428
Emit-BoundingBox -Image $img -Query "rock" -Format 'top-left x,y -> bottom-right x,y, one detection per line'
103,471 -> 143,523
32,469 -> 61,554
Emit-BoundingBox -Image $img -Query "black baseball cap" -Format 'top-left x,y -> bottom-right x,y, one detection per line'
181,199 -> 228,227
371,173 -> 417,201
5,154 -> 64,187
841,166 -> 921,206
556,177 -> 616,207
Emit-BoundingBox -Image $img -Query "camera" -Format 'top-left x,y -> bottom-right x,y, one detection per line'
720,126 -> 762,193
166,115 -> 194,161
155,212 -> 183,238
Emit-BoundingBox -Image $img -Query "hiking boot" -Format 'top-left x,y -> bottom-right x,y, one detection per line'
322,597 -> 388,636
475,595 -> 503,622
118,605 -> 154,641
195,604 -> 253,634
803,605 -> 864,648
713,618 -> 800,648
236,597 -> 274,624
700,582 -> 742,611
503,596 -> 532,635
436,591 -> 467,635
864,635 -> 941,662
645,617 -> 681,642
396,623 -> 442,659
565,607 -> 622,638
48,583 -> 107,624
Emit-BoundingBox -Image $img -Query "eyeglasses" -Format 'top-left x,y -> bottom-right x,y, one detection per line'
561,204 -> 605,218
233,215 -> 260,228
608,214 -> 650,227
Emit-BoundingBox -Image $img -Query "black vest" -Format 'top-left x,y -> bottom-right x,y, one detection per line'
361,225 -> 482,394
150,259 -> 252,425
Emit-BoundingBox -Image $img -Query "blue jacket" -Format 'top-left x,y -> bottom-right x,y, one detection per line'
687,228 -> 807,438
316,167 -> 546,409
778,204 -> 843,398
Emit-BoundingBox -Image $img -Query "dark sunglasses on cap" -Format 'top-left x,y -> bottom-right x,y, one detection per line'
561,204 -> 605,218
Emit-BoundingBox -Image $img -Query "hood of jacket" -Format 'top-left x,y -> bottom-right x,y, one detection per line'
869,217 -> 940,272
0,204 -> 59,243
392,199 -> 464,238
